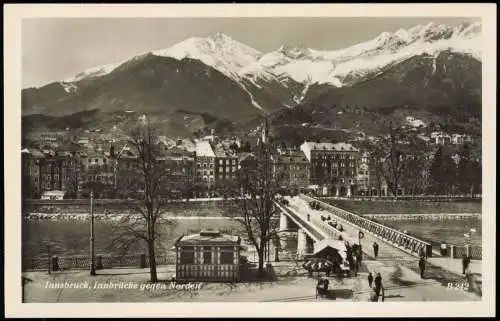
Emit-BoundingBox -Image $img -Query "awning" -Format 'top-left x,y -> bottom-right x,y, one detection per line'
313,239 -> 348,260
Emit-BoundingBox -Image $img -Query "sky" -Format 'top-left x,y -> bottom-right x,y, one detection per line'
22,17 -> 479,88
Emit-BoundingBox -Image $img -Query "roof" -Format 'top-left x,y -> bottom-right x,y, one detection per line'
22,148 -> 45,158
302,142 -> 359,152
195,141 -> 215,157
274,150 -> 309,163
175,230 -> 240,246
313,239 -> 348,255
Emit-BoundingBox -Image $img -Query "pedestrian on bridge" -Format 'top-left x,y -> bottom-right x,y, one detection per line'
372,242 -> 379,259
419,256 -> 426,279
374,272 -> 383,297
368,272 -> 374,288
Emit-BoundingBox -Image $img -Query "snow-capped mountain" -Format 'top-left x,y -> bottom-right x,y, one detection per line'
241,21 -> 481,87
22,21 -> 482,130
56,21 -> 481,96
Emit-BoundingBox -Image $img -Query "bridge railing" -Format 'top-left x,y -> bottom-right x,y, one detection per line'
274,201 -> 324,242
299,194 -> 433,258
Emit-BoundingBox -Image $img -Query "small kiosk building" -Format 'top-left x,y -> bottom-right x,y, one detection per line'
174,230 -> 241,282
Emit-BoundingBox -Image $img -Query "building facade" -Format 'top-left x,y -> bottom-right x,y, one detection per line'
195,141 -> 216,186
272,149 -> 310,191
214,147 -> 239,183
300,142 -> 360,197
174,230 -> 241,282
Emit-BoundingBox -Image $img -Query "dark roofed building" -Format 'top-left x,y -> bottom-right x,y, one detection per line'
174,229 -> 242,282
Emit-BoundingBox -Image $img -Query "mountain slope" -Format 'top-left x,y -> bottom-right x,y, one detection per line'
268,50 -> 481,140
22,21 -> 481,137
241,22 -> 481,87
21,54 -> 291,123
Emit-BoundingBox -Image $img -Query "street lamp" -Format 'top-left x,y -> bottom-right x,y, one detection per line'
89,191 -> 96,276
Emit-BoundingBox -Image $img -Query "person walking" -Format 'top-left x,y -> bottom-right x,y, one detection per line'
462,255 -> 471,275
369,286 -> 379,302
352,255 -> 358,276
440,242 -> 448,256
418,256 -> 426,279
372,242 -> 379,259
368,272 -> 374,288
374,272 -> 382,297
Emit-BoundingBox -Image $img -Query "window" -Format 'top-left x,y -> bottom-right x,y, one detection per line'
219,160 -> 224,165
220,250 -> 234,264
203,163 -> 207,169
180,248 -> 195,264
203,247 -> 212,264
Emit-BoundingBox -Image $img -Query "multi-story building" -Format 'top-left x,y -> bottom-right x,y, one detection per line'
81,149 -> 115,198
356,152 -> 371,195
21,148 -> 82,199
271,149 -> 310,191
21,148 -> 44,198
195,140 -> 216,186
300,142 -> 360,197
162,148 -> 196,193
214,146 -> 239,183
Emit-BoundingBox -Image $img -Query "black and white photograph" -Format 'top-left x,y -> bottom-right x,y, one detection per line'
4,3 -> 496,318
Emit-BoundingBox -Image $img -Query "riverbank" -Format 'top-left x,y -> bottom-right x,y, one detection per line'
328,199 -> 482,215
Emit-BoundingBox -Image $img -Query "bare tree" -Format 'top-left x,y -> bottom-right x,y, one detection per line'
402,138 -> 426,197
220,140 -> 287,278
110,119 -> 179,282
370,124 -> 406,198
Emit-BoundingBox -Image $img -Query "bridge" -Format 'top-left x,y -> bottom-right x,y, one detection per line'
275,194 -> 433,259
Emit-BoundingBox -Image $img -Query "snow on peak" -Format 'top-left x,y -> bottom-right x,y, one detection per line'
152,33 -> 262,82
253,21 -> 482,86
64,61 -> 122,83
60,22 -> 481,92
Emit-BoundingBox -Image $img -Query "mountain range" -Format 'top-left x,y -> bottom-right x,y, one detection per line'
22,21 -> 482,140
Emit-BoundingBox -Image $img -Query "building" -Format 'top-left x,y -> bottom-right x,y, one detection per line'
356,151 -> 389,196
161,148 -> 196,196
300,142 -> 360,196
33,149 -> 82,198
431,132 -> 451,145
21,148 -> 45,198
214,146 -> 239,183
81,149 -> 115,198
173,230 -> 242,282
271,149 -> 310,191
195,140 -> 216,186
356,152 -> 371,195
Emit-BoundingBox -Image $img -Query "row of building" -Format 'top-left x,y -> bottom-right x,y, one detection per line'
23,137 -> 395,199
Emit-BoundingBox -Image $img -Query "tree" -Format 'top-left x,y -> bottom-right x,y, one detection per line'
223,140 -> 285,278
457,143 -> 481,197
368,144 -> 386,196
429,146 -> 456,195
402,139 -> 426,196
111,119 -> 178,282
370,124 -> 406,197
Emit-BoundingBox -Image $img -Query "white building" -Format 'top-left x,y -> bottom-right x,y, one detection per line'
195,141 -> 216,185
